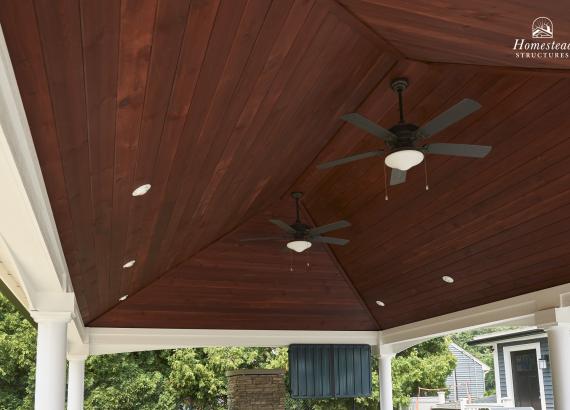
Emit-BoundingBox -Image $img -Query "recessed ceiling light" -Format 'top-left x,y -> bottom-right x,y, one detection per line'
132,184 -> 151,196
119,295 -> 128,301
375,300 -> 385,307
442,275 -> 455,284
122,260 -> 136,268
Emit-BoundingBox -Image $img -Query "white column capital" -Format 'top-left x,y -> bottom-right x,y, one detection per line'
30,310 -> 72,323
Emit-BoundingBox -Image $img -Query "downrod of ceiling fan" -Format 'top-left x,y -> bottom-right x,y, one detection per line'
391,78 -> 408,124
291,192 -> 303,223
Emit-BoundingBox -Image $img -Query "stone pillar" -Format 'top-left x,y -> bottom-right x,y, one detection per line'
226,369 -> 286,410
31,312 -> 71,410
67,355 -> 87,410
379,353 -> 394,410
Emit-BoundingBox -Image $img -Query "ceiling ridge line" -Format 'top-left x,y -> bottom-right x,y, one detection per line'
323,0 -> 406,60
300,202 -> 381,330
85,195 -> 289,326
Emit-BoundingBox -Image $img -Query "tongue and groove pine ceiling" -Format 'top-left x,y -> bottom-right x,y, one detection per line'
1,0 -> 569,330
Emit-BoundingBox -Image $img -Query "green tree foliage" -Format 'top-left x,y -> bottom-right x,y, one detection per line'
392,337 -> 457,408
0,294 -> 36,409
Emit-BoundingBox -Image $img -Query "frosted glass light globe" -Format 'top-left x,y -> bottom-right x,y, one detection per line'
384,149 -> 424,171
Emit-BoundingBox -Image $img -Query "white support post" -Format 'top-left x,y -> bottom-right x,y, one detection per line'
67,355 -> 87,410
31,312 -> 71,410
379,353 -> 394,410
546,325 -> 570,410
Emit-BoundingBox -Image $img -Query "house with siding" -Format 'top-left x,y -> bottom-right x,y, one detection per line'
469,327 -> 553,410
445,343 -> 490,402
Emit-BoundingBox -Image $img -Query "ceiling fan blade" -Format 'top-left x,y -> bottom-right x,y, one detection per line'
240,237 -> 284,242
308,220 -> 351,236
389,168 -> 407,186
317,150 -> 383,170
311,236 -> 349,246
424,143 -> 492,158
341,113 -> 397,142
417,99 -> 481,138
269,219 -> 296,233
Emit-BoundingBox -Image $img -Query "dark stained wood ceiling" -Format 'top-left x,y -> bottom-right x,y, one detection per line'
1,0 -> 569,330
90,199 -> 378,329
339,0 -> 570,68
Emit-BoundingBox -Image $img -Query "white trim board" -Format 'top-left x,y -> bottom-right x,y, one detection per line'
474,333 -> 547,347
502,342 -> 546,410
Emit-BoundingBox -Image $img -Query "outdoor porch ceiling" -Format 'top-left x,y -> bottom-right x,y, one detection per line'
1,0 -> 569,331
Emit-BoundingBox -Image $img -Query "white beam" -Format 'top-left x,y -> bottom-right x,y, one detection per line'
88,328 -> 379,355
379,283 -> 570,352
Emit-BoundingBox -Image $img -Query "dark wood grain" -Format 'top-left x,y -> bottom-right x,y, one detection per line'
91,199 -> 378,330
3,0 -> 569,331
297,62 -> 570,328
338,0 -> 570,68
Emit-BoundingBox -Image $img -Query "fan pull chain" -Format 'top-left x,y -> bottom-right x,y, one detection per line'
424,157 -> 429,191
383,163 -> 389,200
305,250 -> 311,272
289,250 -> 294,272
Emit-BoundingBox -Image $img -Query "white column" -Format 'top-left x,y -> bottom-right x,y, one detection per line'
67,355 -> 87,410
31,312 -> 71,410
547,325 -> 570,410
379,353 -> 394,410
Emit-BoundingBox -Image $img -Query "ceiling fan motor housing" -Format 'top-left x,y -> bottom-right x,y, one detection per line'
387,122 -> 419,151
291,222 -> 311,239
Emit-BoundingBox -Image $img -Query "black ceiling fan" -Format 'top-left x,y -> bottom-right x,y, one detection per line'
240,192 -> 350,253
317,78 -> 492,186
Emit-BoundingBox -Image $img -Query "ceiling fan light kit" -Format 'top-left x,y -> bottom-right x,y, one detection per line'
240,192 -> 351,253
287,240 -> 312,253
384,149 -> 424,171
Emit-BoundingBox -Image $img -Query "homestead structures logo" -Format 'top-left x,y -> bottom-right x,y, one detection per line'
532,17 -> 553,38
513,17 -> 569,59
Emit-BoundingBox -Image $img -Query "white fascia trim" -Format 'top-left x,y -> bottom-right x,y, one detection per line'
379,283 -> 570,349
472,326 -> 538,342
448,342 -> 491,372
502,342 -> 546,410
0,26 -> 70,294
87,328 -> 379,355
0,26 -> 86,345
474,333 -> 548,347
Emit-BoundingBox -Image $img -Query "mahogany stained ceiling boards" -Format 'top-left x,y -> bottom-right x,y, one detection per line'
1,0 -> 569,330
90,199 -> 378,330
338,0 -> 570,68
0,0 -> 395,322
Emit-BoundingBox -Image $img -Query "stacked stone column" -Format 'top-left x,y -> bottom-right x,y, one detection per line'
226,369 -> 286,410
